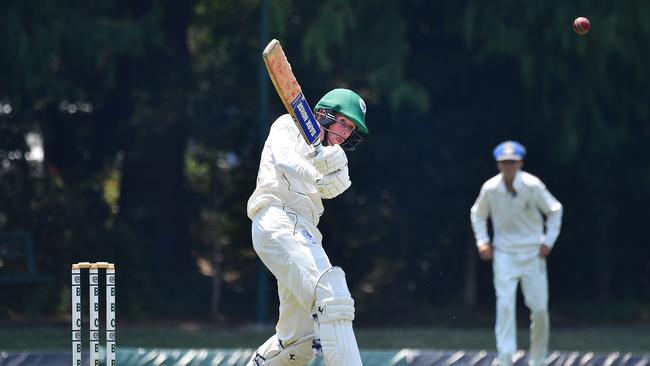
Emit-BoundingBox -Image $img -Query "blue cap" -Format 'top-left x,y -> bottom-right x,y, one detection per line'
493,141 -> 526,161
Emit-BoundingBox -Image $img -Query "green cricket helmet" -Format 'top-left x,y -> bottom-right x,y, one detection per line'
315,88 -> 369,134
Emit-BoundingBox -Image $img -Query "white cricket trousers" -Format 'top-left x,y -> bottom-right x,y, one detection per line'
252,206 -> 332,347
493,249 -> 549,366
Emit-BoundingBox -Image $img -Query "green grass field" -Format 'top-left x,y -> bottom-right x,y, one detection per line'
1,325 -> 649,352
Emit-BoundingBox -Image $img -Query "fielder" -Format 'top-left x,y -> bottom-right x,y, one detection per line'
470,141 -> 563,366
247,89 -> 369,366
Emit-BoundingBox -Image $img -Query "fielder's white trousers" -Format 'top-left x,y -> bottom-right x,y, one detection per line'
252,206 -> 332,350
492,249 -> 549,366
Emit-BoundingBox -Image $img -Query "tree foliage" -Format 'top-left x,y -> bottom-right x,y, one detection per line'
0,0 -> 648,324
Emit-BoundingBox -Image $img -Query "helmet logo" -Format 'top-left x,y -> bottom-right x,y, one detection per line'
359,98 -> 366,115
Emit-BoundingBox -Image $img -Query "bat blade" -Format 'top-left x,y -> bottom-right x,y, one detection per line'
263,39 -> 322,149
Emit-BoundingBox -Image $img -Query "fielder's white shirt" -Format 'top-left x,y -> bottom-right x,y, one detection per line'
470,171 -> 563,253
247,114 -> 324,225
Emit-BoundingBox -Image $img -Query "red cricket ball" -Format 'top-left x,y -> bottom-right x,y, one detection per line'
573,17 -> 590,35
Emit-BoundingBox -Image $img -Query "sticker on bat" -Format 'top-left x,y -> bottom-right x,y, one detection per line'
291,92 -> 321,145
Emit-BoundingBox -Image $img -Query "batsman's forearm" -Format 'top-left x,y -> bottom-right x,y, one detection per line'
269,118 -> 321,185
272,142 -> 320,183
276,158 -> 320,184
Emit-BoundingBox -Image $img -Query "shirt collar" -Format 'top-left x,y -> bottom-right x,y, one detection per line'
498,171 -> 522,193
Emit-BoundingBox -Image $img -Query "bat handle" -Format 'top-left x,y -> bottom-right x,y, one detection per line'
313,140 -> 323,155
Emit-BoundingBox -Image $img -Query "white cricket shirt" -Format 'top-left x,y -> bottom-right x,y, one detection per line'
247,114 -> 324,225
470,171 -> 563,252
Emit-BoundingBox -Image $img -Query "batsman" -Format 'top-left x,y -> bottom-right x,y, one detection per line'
247,88 -> 369,366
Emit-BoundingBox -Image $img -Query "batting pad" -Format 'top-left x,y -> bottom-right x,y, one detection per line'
312,267 -> 363,366
248,334 -> 313,366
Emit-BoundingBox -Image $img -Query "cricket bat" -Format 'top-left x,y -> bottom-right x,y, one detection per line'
263,39 -> 322,152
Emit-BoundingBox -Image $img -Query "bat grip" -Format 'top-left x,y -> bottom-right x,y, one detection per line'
313,140 -> 323,155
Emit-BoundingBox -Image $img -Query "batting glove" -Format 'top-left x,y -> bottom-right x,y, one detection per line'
316,165 -> 351,199
313,145 -> 348,175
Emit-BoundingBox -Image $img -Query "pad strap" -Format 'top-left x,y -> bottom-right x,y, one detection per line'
314,297 -> 355,323
248,334 -> 313,366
